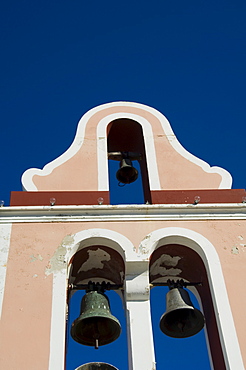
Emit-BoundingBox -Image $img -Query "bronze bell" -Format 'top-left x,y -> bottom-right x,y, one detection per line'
71,291 -> 121,348
75,362 -> 119,370
160,287 -> 205,338
116,158 -> 138,184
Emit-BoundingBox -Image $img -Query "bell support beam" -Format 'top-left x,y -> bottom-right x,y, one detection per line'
124,261 -> 156,370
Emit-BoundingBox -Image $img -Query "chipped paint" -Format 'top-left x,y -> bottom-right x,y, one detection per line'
151,266 -> 182,276
30,254 -> 43,262
45,234 -> 75,275
139,245 -> 149,255
150,254 -> 182,277
78,248 -> 110,272
61,235 -> 75,250
138,235 -> 152,255
231,246 -> 239,255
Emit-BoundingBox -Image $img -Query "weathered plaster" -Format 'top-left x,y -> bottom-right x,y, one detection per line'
46,234 -> 75,276
150,254 -> 182,277
30,253 -> 44,262
231,246 -> 239,255
78,248 -> 111,272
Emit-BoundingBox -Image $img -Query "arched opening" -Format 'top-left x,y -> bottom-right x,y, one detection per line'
65,245 -> 127,370
66,290 -> 127,370
150,285 -> 211,369
149,244 -> 226,369
107,118 -> 151,204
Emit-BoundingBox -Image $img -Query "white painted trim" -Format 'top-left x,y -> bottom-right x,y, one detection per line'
0,203 -> 246,223
97,112 -> 160,190
48,270 -> 67,370
21,101 -> 232,191
0,223 -> 12,318
139,227 -> 244,370
124,260 -> 156,369
126,300 -> 156,370
48,228 -> 137,370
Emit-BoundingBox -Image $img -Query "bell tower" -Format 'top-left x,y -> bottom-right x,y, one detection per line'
1,102 -> 246,369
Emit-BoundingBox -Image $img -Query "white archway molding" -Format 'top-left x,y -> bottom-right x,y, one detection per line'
97,112 -> 160,191
65,228 -> 137,263
139,227 -> 244,370
48,228 -> 137,370
22,101 -> 232,191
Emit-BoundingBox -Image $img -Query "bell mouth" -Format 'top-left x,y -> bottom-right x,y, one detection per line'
160,307 -> 205,338
71,315 -> 121,346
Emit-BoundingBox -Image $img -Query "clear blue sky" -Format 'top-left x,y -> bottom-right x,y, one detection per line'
1,1 -> 246,369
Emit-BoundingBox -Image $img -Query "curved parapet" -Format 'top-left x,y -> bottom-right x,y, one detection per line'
21,101 -> 232,191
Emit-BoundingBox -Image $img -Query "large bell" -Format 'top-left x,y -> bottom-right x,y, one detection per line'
75,362 -> 119,370
71,291 -> 121,348
160,287 -> 205,338
116,158 -> 138,184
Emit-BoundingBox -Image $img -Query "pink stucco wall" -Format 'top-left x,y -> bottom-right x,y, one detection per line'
1,219 -> 246,368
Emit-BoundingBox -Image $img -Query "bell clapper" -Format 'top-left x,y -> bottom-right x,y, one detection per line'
178,322 -> 185,333
95,338 -> 99,350
93,322 -> 100,349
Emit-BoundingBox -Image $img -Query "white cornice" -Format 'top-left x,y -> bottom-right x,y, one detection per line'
0,203 -> 245,223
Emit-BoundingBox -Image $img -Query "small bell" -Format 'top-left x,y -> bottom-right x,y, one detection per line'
75,362 -> 119,370
71,291 -> 121,348
160,287 -> 205,338
116,158 -> 138,184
